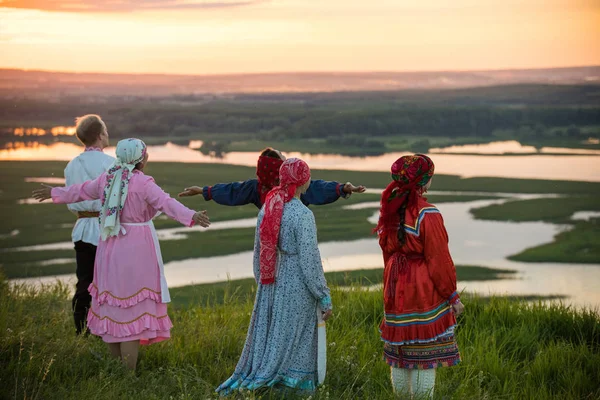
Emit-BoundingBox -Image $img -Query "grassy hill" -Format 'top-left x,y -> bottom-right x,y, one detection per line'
1,275 -> 598,400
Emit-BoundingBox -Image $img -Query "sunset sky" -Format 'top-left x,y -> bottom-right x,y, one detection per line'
0,0 -> 598,75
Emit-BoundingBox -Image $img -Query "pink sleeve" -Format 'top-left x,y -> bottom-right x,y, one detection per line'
144,178 -> 196,227
51,174 -> 104,204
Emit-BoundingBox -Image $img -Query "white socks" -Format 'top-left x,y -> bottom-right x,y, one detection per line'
412,369 -> 436,399
391,367 -> 412,397
391,367 -> 436,399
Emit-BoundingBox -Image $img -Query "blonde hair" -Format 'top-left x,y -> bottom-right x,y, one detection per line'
75,114 -> 105,146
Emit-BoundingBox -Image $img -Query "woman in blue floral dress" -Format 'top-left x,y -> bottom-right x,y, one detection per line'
217,158 -> 333,395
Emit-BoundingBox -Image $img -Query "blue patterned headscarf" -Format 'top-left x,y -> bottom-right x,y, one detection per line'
99,138 -> 147,240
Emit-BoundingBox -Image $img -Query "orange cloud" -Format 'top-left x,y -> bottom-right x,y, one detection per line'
0,0 -> 265,12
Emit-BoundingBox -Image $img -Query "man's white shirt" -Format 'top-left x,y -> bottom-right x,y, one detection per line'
64,149 -> 115,246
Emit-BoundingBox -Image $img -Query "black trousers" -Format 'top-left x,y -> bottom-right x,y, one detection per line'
73,240 -> 96,335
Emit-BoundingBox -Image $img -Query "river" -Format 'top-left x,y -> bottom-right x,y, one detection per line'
1,141 -> 600,181
9,196 -> 600,310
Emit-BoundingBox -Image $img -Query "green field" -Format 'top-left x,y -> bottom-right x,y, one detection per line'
2,160 -> 600,279
509,220 -> 600,264
471,197 -> 600,263
168,266 -> 518,308
470,196 -> 600,223
1,276 -> 597,400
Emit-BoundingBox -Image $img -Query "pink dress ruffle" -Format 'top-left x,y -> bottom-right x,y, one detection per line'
87,299 -> 173,345
51,171 -> 196,345
89,283 -> 162,308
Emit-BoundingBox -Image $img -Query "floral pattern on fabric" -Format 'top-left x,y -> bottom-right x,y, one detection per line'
374,154 -> 435,236
257,155 -> 284,205
99,138 -> 147,240
259,158 -> 311,284
217,198 -> 331,395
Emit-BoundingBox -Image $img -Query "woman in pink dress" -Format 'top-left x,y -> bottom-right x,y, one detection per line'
33,138 -> 210,370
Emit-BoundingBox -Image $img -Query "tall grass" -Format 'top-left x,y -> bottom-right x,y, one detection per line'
1,275 -> 598,399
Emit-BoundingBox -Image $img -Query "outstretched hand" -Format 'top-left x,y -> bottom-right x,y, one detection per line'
343,182 -> 367,195
178,186 -> 203,197
193,210 -> 210,228
32,183 -> 54,202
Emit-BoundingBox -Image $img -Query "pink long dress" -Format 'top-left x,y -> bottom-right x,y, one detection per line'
51,170 -> 196,344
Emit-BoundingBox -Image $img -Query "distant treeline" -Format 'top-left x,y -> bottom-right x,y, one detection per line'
1,85 -> 599,145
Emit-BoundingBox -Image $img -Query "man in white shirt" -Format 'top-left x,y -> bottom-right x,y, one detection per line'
65,115 -> 114,335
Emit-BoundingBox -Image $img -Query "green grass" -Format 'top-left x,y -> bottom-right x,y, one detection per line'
510,219 -> 600,264
471,196 -> 600,223
470,197 -> 600,264
221,135 -> 505,156
1,261 -> 76,279
1,276 -> 598,400
0,160 -> 502,279
4,160 -> 600,245
2,160 -> 600,274
168,266 -> 518,308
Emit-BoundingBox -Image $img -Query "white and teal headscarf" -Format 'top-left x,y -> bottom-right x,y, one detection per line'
99,138 -> 147,240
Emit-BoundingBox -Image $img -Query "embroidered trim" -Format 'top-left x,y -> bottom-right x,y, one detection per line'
218,369 -> 317,393
380,325 -> 456,346
90,283 -> 161,299
448,291 -> 460,304
384,355 -> 461,370
403,206 -> 440,236
384,302 -> 451,326
84,147 -> 103,152
320,295 -> 332,310
89,310 -> 169,325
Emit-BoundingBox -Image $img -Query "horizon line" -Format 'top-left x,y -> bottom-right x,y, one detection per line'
1,64 -> 599,78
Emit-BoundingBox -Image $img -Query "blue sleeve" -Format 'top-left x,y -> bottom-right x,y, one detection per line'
202,179 -> 262,208
300,179 -> 347,206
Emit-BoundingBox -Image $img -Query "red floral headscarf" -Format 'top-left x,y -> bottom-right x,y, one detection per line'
259,158 -> 311,284
257,155 -> 284,205
374,154 -> 435,235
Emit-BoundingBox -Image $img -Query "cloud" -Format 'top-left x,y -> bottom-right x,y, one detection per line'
0,0 -> 266,12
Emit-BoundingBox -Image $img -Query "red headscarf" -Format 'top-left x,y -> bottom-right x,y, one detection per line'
259,158 -> 311,284
374,154 -> 435,236
257,155 -> 284,205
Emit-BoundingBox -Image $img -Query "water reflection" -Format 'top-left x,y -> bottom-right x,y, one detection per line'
571,211 -> 600,221
1,142 -> 599,182
0,230 -> 19,239
11,198 -> 600,309
25,177 -> 66,184
38,258 -> 73,266
13,126 -> 76,137
430,140 -> 600,155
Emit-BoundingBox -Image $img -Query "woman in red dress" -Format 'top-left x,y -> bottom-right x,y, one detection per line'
374,154 -> 464,398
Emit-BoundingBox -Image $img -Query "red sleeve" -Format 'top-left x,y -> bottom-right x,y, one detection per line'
379,232 -> 397,268
422,212 -> 459,303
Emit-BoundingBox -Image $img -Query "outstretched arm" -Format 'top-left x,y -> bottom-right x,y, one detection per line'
33,175 -> 104,204
179,179 -> 261,208
145,178 -> 210,227
300,180 -> 366,206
